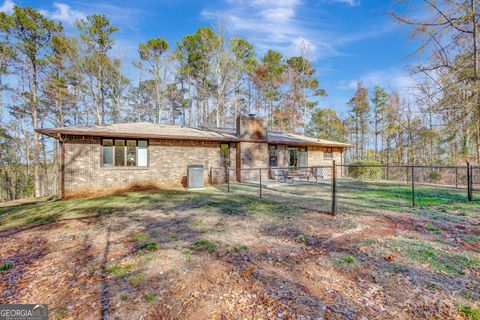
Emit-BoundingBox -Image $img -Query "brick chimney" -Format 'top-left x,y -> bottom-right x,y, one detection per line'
236,114 -> 267,140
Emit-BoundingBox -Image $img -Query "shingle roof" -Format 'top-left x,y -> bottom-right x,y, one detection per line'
267,131 -> 351,147
36,122 -> 351,148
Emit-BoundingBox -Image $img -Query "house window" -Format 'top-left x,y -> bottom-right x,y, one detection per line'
220,143 -> 230,167
289,147 -> 307,168
126,140 -> 137,166
137,140 -> 148,167
269,145 -> 278,167
324,147 -> 333,159
114,139 -> 125,166
102,139 -> 148,167
102,139 -> 113,166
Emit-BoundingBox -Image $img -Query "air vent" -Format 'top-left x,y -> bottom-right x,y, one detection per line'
187,165 -> 205,189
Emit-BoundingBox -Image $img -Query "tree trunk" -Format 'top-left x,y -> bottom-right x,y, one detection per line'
32,63 -> 41,198
476,121 -> 480,163
41,135 -> 48,196
99,63 -> 106,125
53,139 -> 58,197
472,0 -> 480,163
156,79 -> 162,124
0,74 -> 3,124
374,111 -> 378,161
248,81 -> 252,114
355,117 -> 359,161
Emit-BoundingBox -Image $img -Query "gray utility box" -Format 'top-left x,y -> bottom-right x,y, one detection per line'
187,165 -> 205,189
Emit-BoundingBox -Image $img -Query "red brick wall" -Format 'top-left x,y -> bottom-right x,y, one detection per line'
63,136 -> 231,197
62,135 -> 345,196
236,141 -> 269,182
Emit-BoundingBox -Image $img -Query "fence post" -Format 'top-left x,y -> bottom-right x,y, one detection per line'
470,164 -> 473,201
467,161 -> 472,202
411,166 -> 415,206
455,167 -> 458,189
259,168 -> 262,199
332,160 -> 337,215
227,168 -> 230,192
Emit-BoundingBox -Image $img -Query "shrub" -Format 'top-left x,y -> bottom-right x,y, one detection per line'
139,242 -> 157,252
128,273 -> 145,286
182,249 -> 192,258
426,223 -> 441,234
129,232 -> 149,242
348,160 -> 383,180
338,255 -> 357,265
297,234 -> 312,244
428,171 -> 442,181
0,263 -> 13,272
194,239 -> 216,253
107,263 -> 130,277
458,305 -> 480,320
232,244 -> 248,253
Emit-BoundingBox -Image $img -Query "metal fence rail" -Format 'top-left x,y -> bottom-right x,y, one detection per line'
210,163 -> 479,215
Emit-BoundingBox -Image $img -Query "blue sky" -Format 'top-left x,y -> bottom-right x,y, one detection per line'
1,0 -> 419,116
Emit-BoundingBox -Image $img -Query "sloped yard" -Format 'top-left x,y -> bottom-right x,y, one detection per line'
0,189 -> 479,319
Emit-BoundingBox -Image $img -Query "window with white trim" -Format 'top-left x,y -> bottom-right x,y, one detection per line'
102,139 -> 148,167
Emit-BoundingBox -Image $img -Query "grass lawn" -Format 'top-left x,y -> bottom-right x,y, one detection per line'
220,180 -> 480,216
0,187 -> 479,319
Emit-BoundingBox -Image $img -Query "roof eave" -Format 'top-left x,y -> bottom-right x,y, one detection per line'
35,128 -> 241,142
36,128 -> 352,148
266,140 -> 351,148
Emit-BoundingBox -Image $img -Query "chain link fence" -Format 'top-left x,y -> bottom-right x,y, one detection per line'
211,166 -> 334,213
335,164 -> 474,213
210,163 -> 479,215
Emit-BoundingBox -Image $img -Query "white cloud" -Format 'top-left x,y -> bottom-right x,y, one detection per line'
0,0 -> 14,13
331,0 -> 360,6
202,0 -> 327,60
291,36 -> 317,60
202,0 -> 387,61
337,68 -> 421,101
40,3 -> 86,26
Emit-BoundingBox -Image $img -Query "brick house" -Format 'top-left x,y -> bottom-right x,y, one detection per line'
37,115 -> 351,198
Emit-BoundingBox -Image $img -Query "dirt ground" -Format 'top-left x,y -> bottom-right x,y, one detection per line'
0,189 -> 479,320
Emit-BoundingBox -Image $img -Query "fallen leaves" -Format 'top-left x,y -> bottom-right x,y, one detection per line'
241,267 -> 255,278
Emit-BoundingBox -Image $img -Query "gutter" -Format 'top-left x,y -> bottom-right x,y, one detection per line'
35,128 -> 352,148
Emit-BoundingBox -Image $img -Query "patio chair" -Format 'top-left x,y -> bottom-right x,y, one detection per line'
272,168 -> 287,182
